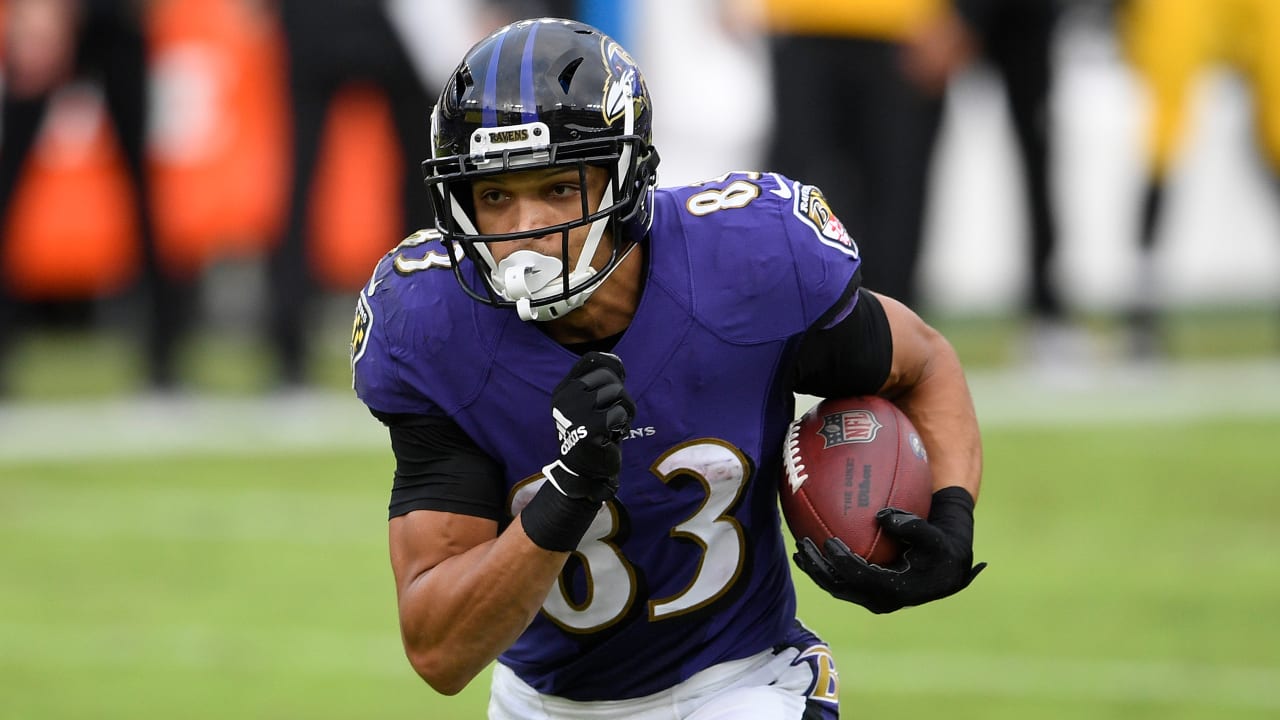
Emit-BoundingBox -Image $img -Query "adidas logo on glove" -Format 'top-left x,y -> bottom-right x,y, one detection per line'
554,408 -> 589,456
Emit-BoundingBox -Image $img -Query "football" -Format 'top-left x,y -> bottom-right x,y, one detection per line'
780,396 -> 933,566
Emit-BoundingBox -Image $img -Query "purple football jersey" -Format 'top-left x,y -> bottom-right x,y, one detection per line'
352,171 -> 860,700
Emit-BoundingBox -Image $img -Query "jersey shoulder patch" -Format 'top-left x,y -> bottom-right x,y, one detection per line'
350,290 -> 374,376
790,182 -> 858,259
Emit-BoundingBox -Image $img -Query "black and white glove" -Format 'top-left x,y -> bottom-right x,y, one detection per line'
794,486 -> 987,614
542,351 -> 636,504
523,352 -> 635,552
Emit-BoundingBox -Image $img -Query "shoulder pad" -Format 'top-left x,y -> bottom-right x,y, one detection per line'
652,172 -> 861,342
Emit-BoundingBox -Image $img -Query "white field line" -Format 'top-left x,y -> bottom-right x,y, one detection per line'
0,390 -> 387,462
0,621 -> 407,679
0,487 -> 382,546
1,359 -> 1279,462
0,620 -> 1276,711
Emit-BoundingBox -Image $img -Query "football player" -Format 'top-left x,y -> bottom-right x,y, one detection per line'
352,17 -> 985,719
1118,0 -> 1280,354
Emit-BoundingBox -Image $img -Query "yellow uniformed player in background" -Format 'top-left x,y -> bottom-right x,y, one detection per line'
760,0 -> 949,40
1120,0 -> 1280,181
1118,0 -> 1280,354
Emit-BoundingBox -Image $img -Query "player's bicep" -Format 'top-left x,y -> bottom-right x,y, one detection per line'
389,509 -> 498,594
377,412 -> 506,585
875,291 -> 947,396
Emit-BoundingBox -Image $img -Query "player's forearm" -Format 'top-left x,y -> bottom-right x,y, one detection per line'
398,519 -> 568,694
876,295 -> 983,502
894,333 -> 983,502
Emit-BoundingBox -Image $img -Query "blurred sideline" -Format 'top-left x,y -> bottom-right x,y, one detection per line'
2,357 -> 1277,462
3,4 -> 1278,312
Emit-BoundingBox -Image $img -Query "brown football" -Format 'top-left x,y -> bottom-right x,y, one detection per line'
781,396 -> 933,566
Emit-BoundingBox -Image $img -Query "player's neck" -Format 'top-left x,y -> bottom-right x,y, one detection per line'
541,244 -> 645,346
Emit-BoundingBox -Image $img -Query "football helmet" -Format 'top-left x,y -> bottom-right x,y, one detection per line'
422,18 -> 660,321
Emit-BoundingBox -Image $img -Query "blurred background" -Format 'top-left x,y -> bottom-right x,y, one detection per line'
0,0 -> 1277,397
1,1 -> 1277,718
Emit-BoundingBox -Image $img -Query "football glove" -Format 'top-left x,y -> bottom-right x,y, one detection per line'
794,486 -> 987,614
542,351 -> 635,504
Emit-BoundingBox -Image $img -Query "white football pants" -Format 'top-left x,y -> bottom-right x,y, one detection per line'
488,641 -> 836,720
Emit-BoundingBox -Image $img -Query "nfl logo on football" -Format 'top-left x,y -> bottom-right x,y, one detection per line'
818,410 -> 883,448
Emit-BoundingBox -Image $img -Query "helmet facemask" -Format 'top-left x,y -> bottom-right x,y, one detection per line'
424,127 -> 646,322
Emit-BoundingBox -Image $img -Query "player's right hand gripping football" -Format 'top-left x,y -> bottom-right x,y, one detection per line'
795,486 -> 987,614
542,352 -> 636,504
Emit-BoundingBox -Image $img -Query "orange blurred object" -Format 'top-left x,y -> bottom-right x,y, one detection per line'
2,0 -> 402,299
2,88 -> 140,298
308,85 -> 402,291
147,0 -> 289,274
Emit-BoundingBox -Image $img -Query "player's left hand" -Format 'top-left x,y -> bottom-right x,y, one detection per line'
794,486 -> 986,614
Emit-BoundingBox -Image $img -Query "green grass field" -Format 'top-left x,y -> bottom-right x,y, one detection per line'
3,418 -> 1277,718
2,310 -> 1279,718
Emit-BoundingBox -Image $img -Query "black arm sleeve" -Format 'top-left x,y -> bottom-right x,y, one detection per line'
792,287 -> 894,398
371,410 -> 506,522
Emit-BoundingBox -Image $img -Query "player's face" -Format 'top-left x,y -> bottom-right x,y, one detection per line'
470,165 -> 612,268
